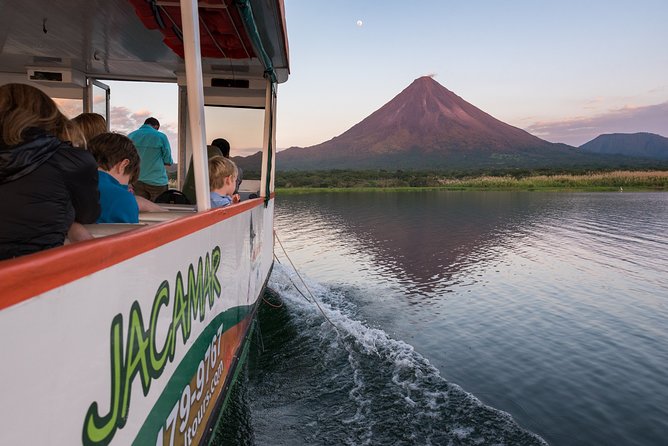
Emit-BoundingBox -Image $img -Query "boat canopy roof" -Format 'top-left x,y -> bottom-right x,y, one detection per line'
0,0 -> 289,85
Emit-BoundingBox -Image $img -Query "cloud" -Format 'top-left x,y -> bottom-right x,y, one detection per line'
93,93 -> 106,105
53,100 -> 179,158
110,106 -> 178,154
53,98 -> 83,118
108,106 -> 139,134
647,85 -> 668,95
525,101 -> 668,146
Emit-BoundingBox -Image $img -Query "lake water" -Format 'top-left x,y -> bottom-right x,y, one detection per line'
218,191 -> 668,445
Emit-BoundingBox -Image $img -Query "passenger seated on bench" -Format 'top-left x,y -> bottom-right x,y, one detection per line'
88,133 -> 140,223
211,138 -> 243,195
182,143 -> 223,204
209,156 -> 240,209
0,83 -> 100,260
182,138 -> 244,204
72,113 -> 106,147
71,113 -> 164,213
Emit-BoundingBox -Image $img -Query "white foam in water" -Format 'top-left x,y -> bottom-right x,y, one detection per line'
267,263 -> 548,445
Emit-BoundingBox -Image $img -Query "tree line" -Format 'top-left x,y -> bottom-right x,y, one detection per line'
259,167 -> 668,189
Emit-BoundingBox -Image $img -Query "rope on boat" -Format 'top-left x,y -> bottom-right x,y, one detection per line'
274,232 -> 342,336
272,253 -> 310,303
262,293 -> 283,308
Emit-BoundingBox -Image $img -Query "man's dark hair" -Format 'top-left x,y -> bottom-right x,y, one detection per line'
211,138 -> 231,158
144,117 -> 160,129
89,133 -> 141,184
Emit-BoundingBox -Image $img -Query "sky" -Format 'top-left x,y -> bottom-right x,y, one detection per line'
95,0 -> 668,156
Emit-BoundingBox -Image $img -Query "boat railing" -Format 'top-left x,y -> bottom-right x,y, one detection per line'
64,195 -> 258,241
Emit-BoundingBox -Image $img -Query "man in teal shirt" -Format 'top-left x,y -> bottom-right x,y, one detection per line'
128,117 -> 173,201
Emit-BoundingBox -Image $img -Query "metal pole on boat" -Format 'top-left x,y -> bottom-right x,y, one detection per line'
260,79 -> 276,199
179,0 -> 210,211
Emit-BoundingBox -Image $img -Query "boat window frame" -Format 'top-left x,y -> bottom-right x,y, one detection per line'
84,79 -> 111,129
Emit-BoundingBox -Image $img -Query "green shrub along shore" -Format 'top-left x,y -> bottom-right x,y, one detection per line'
267,170 -> 668,192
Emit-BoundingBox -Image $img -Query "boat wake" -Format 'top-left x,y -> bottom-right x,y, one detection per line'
222,264 -> 547,446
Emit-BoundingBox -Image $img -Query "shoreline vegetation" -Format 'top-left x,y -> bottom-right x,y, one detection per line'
271,170 -> 668,193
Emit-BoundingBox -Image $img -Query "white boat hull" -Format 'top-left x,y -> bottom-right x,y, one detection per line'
0,199 -> 274,446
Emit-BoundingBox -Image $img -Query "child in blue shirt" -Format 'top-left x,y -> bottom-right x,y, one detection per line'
88,133 -> 140,223
209,156 -> 239,208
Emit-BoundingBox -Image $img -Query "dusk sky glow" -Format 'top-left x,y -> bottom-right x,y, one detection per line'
103,0 -> 668,156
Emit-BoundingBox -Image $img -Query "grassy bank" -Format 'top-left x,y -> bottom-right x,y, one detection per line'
275,170 -> 668,193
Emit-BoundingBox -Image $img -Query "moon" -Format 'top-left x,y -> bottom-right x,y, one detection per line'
356,20 -> 363,27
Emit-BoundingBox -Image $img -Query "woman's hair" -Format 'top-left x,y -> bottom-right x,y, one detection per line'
72,113 -> 107,144
88,133 -> 141,185
208,155 -> 237,190
0,83 -> 84,146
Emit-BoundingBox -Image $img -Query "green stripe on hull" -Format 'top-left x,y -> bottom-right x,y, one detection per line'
133,304 -> 255,445
205,318 -> 257,445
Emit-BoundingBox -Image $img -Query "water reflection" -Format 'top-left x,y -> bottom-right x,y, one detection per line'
277,191 -> 550,294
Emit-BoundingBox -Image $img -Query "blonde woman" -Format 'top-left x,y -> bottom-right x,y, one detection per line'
0,83 -> 100,260
72,112 -> 107,146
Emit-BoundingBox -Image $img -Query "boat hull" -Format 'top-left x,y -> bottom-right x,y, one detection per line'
0,199 -> 274,446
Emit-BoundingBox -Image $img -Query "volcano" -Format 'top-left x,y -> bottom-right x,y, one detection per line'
277,76 -> 577,170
